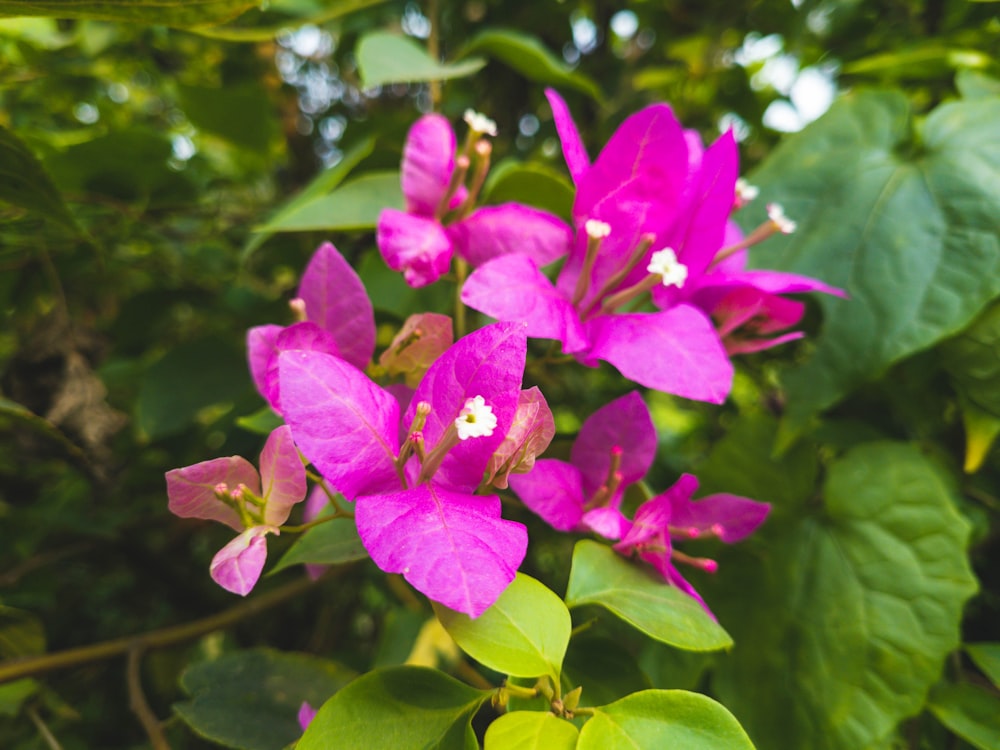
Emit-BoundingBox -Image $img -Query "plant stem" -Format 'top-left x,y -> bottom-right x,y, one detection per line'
0,572 -> 336,685
127,645 -> 171,750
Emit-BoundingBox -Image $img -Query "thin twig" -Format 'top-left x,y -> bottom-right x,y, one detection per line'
0,569 -> 347,685
127,644 -> 171,750
26,706 -> 64,750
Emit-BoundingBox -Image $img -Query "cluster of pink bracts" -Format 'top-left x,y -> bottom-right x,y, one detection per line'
166,90 -> 843,620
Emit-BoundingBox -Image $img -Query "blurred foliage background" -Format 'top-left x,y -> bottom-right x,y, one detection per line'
1,0 -> 998,747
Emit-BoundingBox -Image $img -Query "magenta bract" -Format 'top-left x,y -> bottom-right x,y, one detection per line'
166,425 -> 307,596
376,113 -> 572,288
279,322 -> 531,617
247,242 -> 375,412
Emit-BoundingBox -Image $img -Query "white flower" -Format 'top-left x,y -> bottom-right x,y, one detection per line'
735,178 -> 759,204
767,203 -> 797,234
647,247 -> 688,289
455,395 -> 497,440
585,219 -> 612,239
463,109 -> 498,137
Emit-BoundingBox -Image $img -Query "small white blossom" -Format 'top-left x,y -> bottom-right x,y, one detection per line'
455,395 -> 497,440
767,203 -> 797,234
463,109 -> 498,137
735,178 -> 759,204
585,219 -> 612,239
647,248 -> 688,289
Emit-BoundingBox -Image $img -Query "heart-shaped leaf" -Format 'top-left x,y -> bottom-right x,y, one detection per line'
434,573 -> 570,681
565,540 -> 732,652
577,690 -> 756,749
298,666 -> 489,750
738,91 -> 1000,441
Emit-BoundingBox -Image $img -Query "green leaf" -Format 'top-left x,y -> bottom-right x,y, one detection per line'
482,160 -> 575,223
577,690 -> 756,749
955,395 -> 1000,473
0,606 -> 45,659
458,28 -> 603,102
235,406 -> 283,435
433,573 -> 570,682
967,643 -> 1000,687
270,518 -> 367,574
0,679 -> 39,718
927,681 -> 1000,750
709,442 -> 979,750
250,170 -> 402,233
564,540 -> 732,652
174,648 -> 355,750
841,45 -> 992,77
942,302 -> 1000,417
178,82 -> 278,152
956,69 -> 1000,99
485,711 -> 579,750
190,0 -> 390,42
0,0 -> 257,27
297,666 -> 490,750
693,415 -> 818,512
135,337 -> 251,441
244,136 -> 375,259
739,91 -> 1000,442
356,32 -> 486,88
45,128 -> 195,205
0,124 -> 78,231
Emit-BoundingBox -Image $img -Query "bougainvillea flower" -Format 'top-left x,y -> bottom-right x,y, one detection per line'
614,473 -> 770,616
247,242 -> 375,413
377,112 -> 573,288
165,425 -> 307,595
509,391 -> 656,539
278,322 -> 530,617
463,89 -> 844,403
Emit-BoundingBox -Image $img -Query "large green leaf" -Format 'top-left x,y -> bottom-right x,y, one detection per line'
564,540 -> 732,652
0,124 -> 78,231
434,573 -> 570,682
739,90 -> 1000,442
482,159 -> 575,224
135,337 -> 251,440
458,28 -> 603,101
576,690 -> 756,749
250,170 -> 402,233
0,0 -> 256,27
967,643 -> 1000,687
709,442 -> 979,750
355,32 -> 485,88
173,648 -> 356,750
270,517 -> 367,574
297,666 -> 490,750
484,711 -> 579,750
243,136 -> 375,259
178,82 -> 278,152
927,681 -> 1000,750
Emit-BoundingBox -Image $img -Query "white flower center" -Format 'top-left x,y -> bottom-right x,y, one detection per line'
455,395 -> 497,440
585,219 -> 612,239
735,178 -> 759,203
463,109 -> 498,137
647,248 -> 688,289
767,203 -> 797,234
